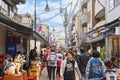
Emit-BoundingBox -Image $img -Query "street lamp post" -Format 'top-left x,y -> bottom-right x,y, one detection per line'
34,0 -> 37,47
45,0 -> 50,11
34,0 -> 50,47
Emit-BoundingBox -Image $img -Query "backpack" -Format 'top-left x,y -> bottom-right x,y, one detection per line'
48,54 -> 57,65
89,58 -> 104,78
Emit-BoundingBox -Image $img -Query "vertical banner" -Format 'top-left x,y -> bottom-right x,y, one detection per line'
6,43 -> 16,58
48,37 -> 52,45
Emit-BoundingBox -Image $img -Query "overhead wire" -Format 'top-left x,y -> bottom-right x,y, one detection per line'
54,29 -> 65,34
31,7 -> 60,17
60,0 -> 64,24
60,1 -> 74,25
40,1 -> 73,23
68,2 -> 73,20
41,12 -> 60,22
67,0 -> 80,25
66,0 -> 80,36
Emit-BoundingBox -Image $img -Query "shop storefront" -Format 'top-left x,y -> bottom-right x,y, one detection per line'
86,17 -> 120,59
0,12 -> 50,80
0,12 -> 33,56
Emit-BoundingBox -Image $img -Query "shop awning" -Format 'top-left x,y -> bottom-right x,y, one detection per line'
87,36 -> 104,43
0,12 -> 33,36
0,12 -> 50,47
93,20 -> 105,29
33,31 -> 50,47
86,18 -> 120,36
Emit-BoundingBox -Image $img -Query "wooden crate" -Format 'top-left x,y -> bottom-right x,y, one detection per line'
4,74 -> 23,80
23,71 -> 27,80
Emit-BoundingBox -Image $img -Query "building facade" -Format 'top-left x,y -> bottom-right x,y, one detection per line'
0,0 -> 28,54
76,0 -> 120,59
72,0 -> 106,53
19,13 -> 33,29
41,24 -> 49,41
105,0 -> 120,59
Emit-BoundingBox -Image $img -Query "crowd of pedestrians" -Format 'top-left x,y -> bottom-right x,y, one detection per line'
33,46 -> 119,80
15,46 -> 119,80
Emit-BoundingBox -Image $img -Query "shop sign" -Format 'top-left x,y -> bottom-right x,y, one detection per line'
6,43 -> 16,58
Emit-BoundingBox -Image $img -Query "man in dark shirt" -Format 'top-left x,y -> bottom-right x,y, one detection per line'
78,47 -> 89,80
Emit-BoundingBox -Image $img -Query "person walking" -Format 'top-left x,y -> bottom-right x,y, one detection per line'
78,47 -> 89,80
86,50 -> 106,80
60,51 -> 81,80
47,49 -> 58,80
23,52 -> 30,75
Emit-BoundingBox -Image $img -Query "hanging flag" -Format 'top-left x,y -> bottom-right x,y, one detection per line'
38,26 -> 42,33
36,24 -> 42,34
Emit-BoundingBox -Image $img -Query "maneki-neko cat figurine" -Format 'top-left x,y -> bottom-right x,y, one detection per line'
3,55 -> 16,75
14,51 -> 26,74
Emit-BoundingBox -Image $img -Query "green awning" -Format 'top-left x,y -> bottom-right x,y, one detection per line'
87,36 -> 104,43
0,12 -> 33,36
0,12 -> 50,47
33,31 -> 50,47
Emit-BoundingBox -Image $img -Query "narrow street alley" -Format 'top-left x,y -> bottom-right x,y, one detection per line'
0,0 -> 120,80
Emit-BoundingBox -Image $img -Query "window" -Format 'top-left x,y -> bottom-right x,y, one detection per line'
0,1 -> 8,15
4,3 -> 8,11
109,0 -> 120,10
109,0 -> 114,10
114,0 -> 120,6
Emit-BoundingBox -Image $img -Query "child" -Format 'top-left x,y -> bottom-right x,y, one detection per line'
35,57 -> 41,67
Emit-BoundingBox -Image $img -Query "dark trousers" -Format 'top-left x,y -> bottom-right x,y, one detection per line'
57,68 -> 60,77
47,66 -> 56,80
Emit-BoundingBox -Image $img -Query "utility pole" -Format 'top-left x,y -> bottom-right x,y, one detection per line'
64,8 -> 68,45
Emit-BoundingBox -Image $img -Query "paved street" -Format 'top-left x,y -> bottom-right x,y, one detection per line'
40,67 -> 79,80
40,67 -> 49,80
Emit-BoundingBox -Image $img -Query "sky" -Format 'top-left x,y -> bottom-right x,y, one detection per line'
17,0 -> 79,36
